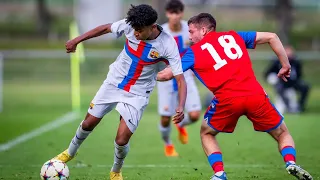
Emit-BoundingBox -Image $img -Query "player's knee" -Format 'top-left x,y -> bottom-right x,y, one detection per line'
160,116 -> 171,127
188,111 -> 201,122
115,136 -> 129,146
200,121 -> 217,137
81,120 -> 96,131
268,122 -> 289,141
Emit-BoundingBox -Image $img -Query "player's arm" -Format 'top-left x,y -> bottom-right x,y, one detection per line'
164,40 -> 188,124
66,19 -> 129,53
256,32 -> 291,82
157,48 -> 195,81
65,24 -> 112,53
237,31 -> 291,82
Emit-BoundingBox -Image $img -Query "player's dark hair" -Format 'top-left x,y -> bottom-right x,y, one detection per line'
188,13 -> 216,31
126,4 -> 158,30
165,0 -> 184,13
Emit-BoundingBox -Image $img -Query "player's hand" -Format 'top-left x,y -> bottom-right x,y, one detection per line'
277,65 -> 291,82
173,106 -> 184,124
157,68 -> 173,81
65,39 -> 78,53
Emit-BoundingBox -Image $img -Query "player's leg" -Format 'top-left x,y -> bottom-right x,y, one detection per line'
201,97 -> 243,180
53,82 -> 118,163
157,83 -> 178,156
176,77 -> 201,144
110,98 -> 148,179
53,113 -> 102,162
160,115 -> 179,156
246,95 -> 312,180
269,123 -> 312,180
109,116 -> 132,180
200,121 -> 227,180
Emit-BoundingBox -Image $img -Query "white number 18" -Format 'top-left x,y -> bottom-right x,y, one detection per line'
201,35 -> 243,70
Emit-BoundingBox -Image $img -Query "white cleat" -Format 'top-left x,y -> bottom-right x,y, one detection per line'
286,164 -> 313,180
210,172 -> 227,180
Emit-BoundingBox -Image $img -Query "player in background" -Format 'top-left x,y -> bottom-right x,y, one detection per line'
157,0 -> 201,156
157,13 -> 313,180
52,4 -> 187,180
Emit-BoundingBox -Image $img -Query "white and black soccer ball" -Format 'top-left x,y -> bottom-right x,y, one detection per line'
40,159 -> 69,180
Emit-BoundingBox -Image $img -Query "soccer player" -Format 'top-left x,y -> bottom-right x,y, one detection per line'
157,13 -> 313,180
52,4 -> 187,180
157,0 -> 201,156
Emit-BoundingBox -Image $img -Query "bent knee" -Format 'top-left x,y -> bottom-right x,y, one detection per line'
188,111 -> 201,122
200,121 -> 217,136
81,120 -> 96,131
160,116 -> 171,127
115,136 -> 129,146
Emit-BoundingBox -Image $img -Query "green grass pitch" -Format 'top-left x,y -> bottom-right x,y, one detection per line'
0,58 -> 319,179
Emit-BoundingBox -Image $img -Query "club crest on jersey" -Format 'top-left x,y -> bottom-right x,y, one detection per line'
150,50 -> 159,58
89,102 -> 94,109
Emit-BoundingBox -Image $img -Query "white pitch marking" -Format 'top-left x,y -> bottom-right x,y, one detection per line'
0,111 -> 80,152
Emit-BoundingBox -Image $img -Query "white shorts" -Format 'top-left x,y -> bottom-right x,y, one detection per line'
88,82 -> 149,133
157,75 -> 201,116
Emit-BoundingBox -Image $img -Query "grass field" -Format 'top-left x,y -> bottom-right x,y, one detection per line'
0,58 -> 319,180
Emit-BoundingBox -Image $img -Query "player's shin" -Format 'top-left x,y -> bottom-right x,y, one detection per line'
200,122 -> 224,174
269,123 -> 296,165
159,123 -> 172,145
111,141 -> 130,173
68,120 -> 92,156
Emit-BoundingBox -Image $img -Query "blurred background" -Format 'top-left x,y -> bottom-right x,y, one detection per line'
0,0 -> 319,179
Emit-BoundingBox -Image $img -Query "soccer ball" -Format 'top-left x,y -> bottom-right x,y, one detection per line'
40,159 -> 69,180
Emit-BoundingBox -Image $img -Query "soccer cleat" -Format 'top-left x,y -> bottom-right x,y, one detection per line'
53,149 -> 75,163
210,172 -> 227,180
175,124 -> 188,144
286,163 -> 313,180
110,171 -> 123,180
165,144 -> 179,157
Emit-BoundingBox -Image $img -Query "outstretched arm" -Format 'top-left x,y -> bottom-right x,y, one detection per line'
256,32 -> 291,82
173,74 -> 187,124
66,24 -> 112,53
157,48 -> 195,81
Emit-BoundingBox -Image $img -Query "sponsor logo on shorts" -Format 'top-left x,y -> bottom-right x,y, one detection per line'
89,102 -> 94,109
211,103 -> 215,109
204,117 -> 209,122
150,50 -> 159,58
164,106 -> 169,112
128,119 -> 135,126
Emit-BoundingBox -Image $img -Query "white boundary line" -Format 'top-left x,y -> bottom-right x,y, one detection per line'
0,164 -> 291,169
0,111 -> 80,152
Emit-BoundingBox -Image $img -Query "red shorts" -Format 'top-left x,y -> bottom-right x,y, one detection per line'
204,95 -> 283,133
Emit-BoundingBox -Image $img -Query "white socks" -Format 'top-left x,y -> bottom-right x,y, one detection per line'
159,123 -> 172,145
68,121 -> 91,156
111,141 -> 130,173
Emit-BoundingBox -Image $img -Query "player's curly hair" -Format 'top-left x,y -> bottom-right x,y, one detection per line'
126,4 -> 158,30
188,13 -> 216,31
165,0 -> 184,13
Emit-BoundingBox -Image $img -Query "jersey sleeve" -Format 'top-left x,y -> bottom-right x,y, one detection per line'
111,19 -> 130,38
181,48 -> 195,72
237,31 -> 257,49
165,37 -> 183,76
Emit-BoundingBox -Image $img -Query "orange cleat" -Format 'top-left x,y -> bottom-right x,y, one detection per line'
165,144 -> 179,157
175,124 -> 188,144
